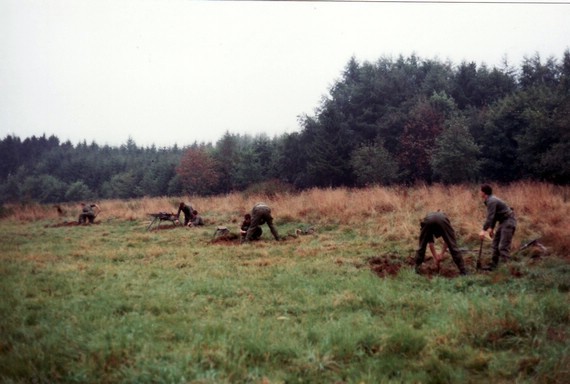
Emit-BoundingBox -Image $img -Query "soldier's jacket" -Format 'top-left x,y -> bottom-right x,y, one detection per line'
420,212 -> 454,242
483,195 -> 514,230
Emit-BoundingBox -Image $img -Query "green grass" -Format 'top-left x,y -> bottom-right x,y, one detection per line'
0,219 -> 568,383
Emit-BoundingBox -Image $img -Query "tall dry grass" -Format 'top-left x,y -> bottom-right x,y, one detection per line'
3,182 -> 569,255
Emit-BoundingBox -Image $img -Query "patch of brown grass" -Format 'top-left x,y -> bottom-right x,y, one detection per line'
3,182 -> 569,255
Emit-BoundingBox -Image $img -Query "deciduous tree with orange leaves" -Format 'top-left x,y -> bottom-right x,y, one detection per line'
176,145 -> 220,196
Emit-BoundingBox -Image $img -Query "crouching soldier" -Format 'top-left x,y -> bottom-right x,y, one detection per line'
242,203 -> 280,243
240,213 -> 262,241
78,203 -> 100,224
415,211 -> 467,275
190,210 -> 204,226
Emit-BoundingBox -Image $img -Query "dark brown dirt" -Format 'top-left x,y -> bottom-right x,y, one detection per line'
367,252 -> 537,279
368,254 -> 408,277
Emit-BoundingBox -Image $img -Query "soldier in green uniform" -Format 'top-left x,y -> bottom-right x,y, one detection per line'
240,213 -> 262,241
243,203 -> 280,242
479,184 -> 517,270
78,203 -> 99,224
177,202 -> 194,226
190,210 -> 204,226
415,211 -> 467,275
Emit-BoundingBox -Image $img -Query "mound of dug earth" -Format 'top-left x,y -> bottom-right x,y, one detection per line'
367,254 -> 410,277
368,254 -> 463,278
368,253 -> 532,279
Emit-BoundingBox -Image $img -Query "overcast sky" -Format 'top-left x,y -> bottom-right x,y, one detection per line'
1,0 -> 569,148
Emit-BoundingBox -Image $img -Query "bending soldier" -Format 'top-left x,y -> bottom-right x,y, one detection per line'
177,202 -> 194,226
243,203 -> 280,243
415,211 -> 467,275
78,203 -> 100,224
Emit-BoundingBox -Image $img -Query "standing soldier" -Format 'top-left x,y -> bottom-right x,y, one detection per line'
415,211 -> 467,275
243,203 -> 280,243
479,184 -> 516,271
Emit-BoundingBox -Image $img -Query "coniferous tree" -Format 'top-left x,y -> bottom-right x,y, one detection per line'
1,50 -> 570,203
350,141 -> 398,186
431,116 -> 481,183
213,132 -> 240,193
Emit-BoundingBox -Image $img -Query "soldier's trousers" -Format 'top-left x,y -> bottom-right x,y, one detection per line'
491,215 -> 516,267
415,222 -> 466,274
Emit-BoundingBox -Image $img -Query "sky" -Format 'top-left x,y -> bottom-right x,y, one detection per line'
1,0 -> 569,148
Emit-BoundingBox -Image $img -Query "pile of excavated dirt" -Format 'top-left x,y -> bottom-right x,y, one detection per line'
367,253 -> 533,279
367,254 -> 409,277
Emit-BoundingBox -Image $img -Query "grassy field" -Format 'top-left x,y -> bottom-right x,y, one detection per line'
1,183 -> 568,383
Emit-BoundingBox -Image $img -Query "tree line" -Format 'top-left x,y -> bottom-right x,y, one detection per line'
1,52 -> 569,204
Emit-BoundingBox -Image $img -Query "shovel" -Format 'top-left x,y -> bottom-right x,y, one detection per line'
476,238 -> 483,271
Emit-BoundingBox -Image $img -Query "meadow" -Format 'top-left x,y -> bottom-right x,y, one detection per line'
0,182 -> 568,383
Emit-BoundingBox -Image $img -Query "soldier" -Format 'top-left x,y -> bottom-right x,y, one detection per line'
190,210 -> 204,226
240,213 -> 262,241
78,203 -> 100,224
176,202 -> 193,226
243,203 -> 280,243
479,184 -> 516,270
415,211 -> 467,275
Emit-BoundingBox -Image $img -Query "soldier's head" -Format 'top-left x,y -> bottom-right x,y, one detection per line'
480,184 -> 492,200
179,202 -> 185,209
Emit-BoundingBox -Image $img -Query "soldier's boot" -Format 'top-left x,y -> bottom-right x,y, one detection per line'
488,254 -> 499,271
414,251 -> 424,274
455,259 -> 468,276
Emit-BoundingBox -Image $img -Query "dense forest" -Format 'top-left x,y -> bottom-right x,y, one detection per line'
1,52 -> 569,204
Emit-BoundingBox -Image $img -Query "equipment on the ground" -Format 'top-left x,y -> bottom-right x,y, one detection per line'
514,238 -> 545,255
213,226 -> 231,238
147,212 -> 179,231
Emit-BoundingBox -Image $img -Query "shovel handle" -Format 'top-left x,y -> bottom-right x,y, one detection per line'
476,238 -> 483,270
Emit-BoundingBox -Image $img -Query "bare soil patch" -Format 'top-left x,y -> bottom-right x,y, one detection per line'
367,253 -> 538,279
